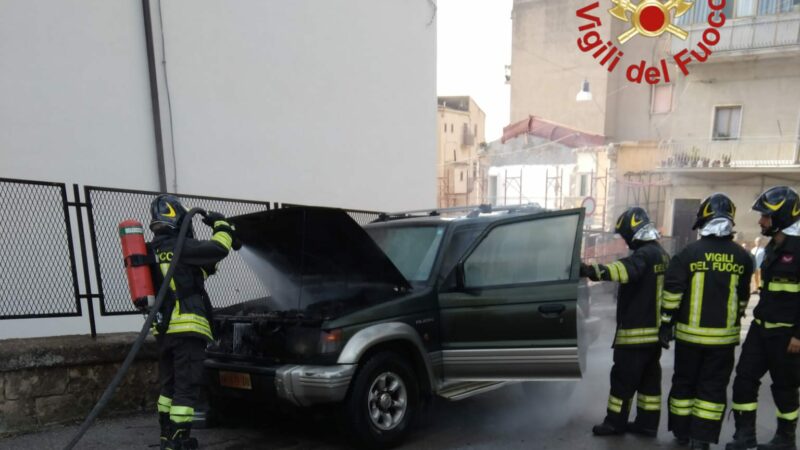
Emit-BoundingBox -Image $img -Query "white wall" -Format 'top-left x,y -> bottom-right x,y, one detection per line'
0,0 -> 437,339
0,0 -> 160,189
158,0 -> 437,211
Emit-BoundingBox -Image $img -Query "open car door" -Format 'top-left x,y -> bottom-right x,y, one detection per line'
438,208 -> 585,381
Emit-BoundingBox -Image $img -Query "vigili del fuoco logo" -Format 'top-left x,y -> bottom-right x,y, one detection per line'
576,0 -> 729,84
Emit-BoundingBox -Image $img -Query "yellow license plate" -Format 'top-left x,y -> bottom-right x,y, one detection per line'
219,371 -> 252,390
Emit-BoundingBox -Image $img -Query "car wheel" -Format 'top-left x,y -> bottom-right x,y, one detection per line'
343,351 -> 419,449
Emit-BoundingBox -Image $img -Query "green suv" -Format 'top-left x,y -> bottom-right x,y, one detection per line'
205,205 -> 587,448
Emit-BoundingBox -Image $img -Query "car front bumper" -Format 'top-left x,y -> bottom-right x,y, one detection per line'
205,359 -> 355,407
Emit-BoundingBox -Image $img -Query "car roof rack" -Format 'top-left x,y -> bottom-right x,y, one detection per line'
372,203 -> 544,223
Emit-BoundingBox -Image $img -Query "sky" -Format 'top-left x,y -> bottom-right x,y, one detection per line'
436,0 -> 513,142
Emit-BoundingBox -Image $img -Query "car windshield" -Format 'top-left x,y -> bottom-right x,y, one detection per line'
366,225 -> 445,283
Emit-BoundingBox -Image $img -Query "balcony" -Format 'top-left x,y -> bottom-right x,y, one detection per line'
656,137 -> 800,171
671,13 -> 800,59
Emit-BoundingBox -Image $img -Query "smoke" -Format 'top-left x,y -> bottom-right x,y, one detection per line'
236,246 -> 300,311
405,286 -> 678,449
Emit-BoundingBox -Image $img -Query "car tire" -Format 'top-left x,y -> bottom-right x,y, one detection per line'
343,351 -> 419,449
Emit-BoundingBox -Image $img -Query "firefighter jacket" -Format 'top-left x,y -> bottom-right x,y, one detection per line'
149,225 -> 233,341
753,235 -> 800,338
661,236 -> 753,346
587,241 -> 670,347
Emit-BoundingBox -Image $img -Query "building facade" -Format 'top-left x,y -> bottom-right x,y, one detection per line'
508,0 -> 800,242
437,96 -> 487,207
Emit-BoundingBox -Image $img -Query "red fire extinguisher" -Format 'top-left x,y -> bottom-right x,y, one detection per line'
119,220 -> 155,310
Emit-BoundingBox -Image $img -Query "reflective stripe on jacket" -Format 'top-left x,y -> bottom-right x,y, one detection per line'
753,236 -> 800,338
588,241 -> 670,347
149,225 -> 232,341
661,236 -> 754,346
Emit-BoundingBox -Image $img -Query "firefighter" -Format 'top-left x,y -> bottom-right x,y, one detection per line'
726,186 -> 800,450
148,194 -> 236,450
580,207 -> 670,437
660,193 -> 754,450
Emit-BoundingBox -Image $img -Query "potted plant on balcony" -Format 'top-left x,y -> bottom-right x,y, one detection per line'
712,159 -> 721,168
722,154 -> 731,167
701,157 -> 711,168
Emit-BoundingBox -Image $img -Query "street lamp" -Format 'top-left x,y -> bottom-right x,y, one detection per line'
576,79 -> 592,102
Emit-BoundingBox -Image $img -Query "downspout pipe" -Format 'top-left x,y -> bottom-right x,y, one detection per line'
142,0 -> 168,193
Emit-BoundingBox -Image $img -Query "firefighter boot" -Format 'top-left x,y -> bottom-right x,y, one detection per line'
727,411 -> 758,450
159,413 -> 171,450
690,440 -> 711,450
757,419 -> 797,450
593,398 -> 630,437
165,422 -> 199,450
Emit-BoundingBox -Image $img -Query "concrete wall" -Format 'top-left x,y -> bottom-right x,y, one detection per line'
157,0 -> 437,211
0,0 -> 437,339
662,173 -> 788,240
0,333 -> 158,436
0,0 -> 160,189
510,0 -> 662,140
667,55 -> 800,142
0,0 -> 436,210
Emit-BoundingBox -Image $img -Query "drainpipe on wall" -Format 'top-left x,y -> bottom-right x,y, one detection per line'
142,0 -> 167,192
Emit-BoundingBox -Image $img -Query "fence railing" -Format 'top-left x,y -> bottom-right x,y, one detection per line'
0,178 -> 81,319
0,178 -> 383,337
672,13 -> 800,56
657,138 -> 800,169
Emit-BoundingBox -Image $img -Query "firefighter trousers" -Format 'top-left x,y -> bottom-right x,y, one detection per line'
731,324 -> 800,421
157,335 -> 207,425
605,346 -> 662,430
667,342 -> 734,444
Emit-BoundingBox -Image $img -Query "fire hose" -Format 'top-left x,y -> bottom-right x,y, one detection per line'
64,207 -> 206,450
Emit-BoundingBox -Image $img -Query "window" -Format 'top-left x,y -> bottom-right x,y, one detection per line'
651,84 -> 673,114
713,106 -> 742,140
474,124 -> 478,137
450,124 -> 454,133
453,150 -> 456,161
737,0 -> 757,16
460,171 -> 464,182
443,123 -> 447,133
366,226 -> 445,282
579,174 -> 590,197
463,214 -> 579,287
758,0 -> 798,15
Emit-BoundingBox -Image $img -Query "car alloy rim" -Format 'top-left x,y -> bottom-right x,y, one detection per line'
367,371 -> 407,431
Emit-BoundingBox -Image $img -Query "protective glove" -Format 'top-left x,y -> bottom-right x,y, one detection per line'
579,262 -> 593,278
202,211 -> 226,227
659,322 -> 674,350
231,235 -> 242,251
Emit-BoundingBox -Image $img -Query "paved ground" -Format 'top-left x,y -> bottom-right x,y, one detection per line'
1,293 -> 796,449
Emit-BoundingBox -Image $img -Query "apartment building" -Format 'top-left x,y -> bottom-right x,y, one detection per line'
437,96 -> 487,207
508,0 -> 800,243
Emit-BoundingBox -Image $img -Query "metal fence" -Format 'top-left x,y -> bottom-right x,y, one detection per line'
85,187 -> 273,315
0,178 -> 386,335
0,178 -> 80,319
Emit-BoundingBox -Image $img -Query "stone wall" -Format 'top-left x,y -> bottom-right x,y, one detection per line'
0,333 -> 159,437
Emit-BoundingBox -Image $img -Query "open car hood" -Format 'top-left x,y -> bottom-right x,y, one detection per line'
228,207 -> 411,319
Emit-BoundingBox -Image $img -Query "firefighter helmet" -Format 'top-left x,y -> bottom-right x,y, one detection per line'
149,194 -> 188,233
752,186 -> 800,236
615,207 -> 650,245
693,193 -> 736,230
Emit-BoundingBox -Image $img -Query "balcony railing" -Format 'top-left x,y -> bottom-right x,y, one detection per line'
671,13 -> 800,56
657,137 -> 800,169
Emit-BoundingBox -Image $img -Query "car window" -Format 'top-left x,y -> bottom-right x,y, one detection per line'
463,214 -> 578,288
366,225 -> 445,282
